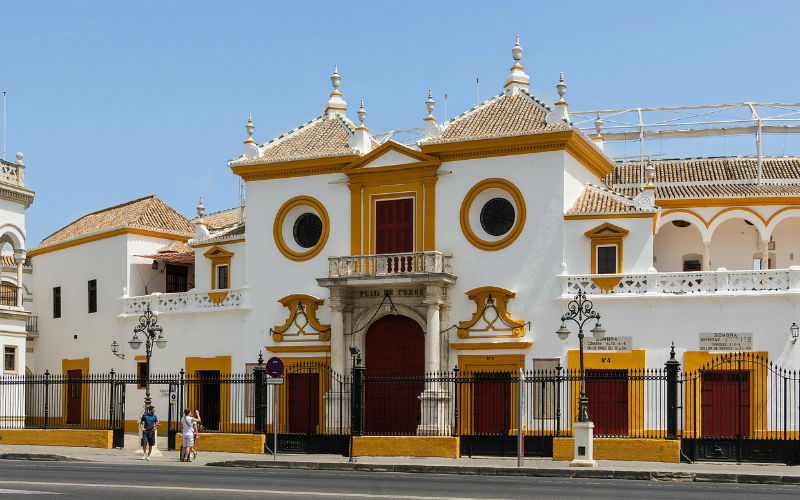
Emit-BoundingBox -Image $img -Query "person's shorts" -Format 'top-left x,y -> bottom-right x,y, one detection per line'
182,432 -> 195,447
141,429 -> 155,446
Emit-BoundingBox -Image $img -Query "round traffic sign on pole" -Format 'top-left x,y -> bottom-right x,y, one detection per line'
266,357 -> 284,378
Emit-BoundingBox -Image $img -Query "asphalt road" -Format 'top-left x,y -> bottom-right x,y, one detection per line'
0,460 -> 798,500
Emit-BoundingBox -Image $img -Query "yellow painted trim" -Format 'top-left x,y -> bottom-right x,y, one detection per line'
707,206 -> 767,227
267,345 -> 332,353
564,213 -> 655,220
352,436 -> 459,458
553,437 -> 679,463
344,141 -> 440,172
567,350 -> 645,436
273,196 -> 330,262
451,341 -> 533,350
192,238 -> 245,248
134,355 -> 146,361
456,354 -> 525,436
28,228 -> 191,258
420,130 -> 615,180
660,209 -> 709,228
765,206 -> 800,226
230,155 -> 359,182
203,246 -> 234,289
207,291 -> 229,305
177,432 -> 265,454
348,184 -> 362,255
185,356 -> 232,432
0,429 -> 113,449
585,222 -> 628,275
457,286 -> 526,338
459,178 -> 527,251
682,351 -> 769,439
269,357 -> 330,434
657,196 -> 800,208
272,294 -> 331,342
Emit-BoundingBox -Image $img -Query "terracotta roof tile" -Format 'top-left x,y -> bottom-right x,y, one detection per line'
423,92 -> 567,144
0,253 -> 30,267
37,195 -> 193,248
195,207 -> 245,230
137,241 -> 195,265
606,156 -> 800,200
568,185 -> 654,215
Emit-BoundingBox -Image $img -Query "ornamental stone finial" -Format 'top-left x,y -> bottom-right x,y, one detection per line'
197,197 -> 205,218
594,112 -> 603,136
325,65 -> 347,117
357,99 -> 367,126
15,152 -> 23,165
504,36 -> 530,94
557,72 -> 567,102
425,89 -> 435,116
246,114 -> 255,140
512,35 -> 523,62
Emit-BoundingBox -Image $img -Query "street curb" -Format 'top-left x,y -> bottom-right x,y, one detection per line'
206,460 -> 800,485
0,453 -> 88,462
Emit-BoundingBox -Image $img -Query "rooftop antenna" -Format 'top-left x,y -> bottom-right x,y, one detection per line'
2,91 -> 6,160
444,93 -> 448,122
476,77 -> 479,106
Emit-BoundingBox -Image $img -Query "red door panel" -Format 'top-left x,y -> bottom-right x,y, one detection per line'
375,198 -> 413,255
67,370 -> 82,425
701,370 -> 749,438
473,373 -> 511,435
364,316 -> 424,434
288,373 -> 320,434
585,369 -> 628,436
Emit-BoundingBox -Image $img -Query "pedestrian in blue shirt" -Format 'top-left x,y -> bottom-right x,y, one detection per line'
140,405 -> 159,460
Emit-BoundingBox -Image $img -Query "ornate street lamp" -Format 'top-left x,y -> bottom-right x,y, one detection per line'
556,289 -> 605,422
128,305 -> 166,408
791,322 -> 799,345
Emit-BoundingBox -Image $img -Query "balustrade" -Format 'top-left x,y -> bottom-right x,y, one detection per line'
120,287 -> 249,315
328,251 -> 452,278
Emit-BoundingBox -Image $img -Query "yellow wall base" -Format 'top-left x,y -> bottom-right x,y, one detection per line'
177,433 -> 265,454
0,429 -> 113,449
352,436 -> 460,458
553,437 -> 680,463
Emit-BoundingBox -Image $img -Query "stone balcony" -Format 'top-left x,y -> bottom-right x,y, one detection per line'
320,251 -> 455,287
561,266 -> 800,299
119,287 -> 251,316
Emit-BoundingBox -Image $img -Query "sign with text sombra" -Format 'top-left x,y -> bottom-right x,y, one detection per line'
585,336 -> 633,352
699,332 -> 753,351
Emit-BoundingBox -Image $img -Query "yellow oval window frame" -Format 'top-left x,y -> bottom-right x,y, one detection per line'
273,195 -> 330,261
460,178 -> 526,251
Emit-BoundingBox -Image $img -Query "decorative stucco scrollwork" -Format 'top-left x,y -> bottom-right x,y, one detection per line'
457,286 -> 527,338
271,294 -> 331,342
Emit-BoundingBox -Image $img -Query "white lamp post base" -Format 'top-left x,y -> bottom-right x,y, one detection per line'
570,421 -> 597,467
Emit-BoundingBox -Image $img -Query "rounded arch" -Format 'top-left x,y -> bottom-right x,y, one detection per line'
658,209 -> 711,241
350,304 -> 426,361
766,207 -> 800,233
0,224 -> 25,250
708,208 -> 768,240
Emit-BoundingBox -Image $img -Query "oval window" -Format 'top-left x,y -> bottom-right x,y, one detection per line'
293,213 -> 323,248
480,198 -> 515,237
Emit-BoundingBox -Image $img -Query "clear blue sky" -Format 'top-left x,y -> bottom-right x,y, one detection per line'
2,0 -> 799,246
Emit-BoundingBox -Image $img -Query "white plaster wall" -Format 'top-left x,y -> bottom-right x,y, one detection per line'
563,217 -> 654,274
653,222 -> 705,272
771,218 -> 800,269
30,236 -> 129,373
126,236 -> 185,296
563,152 -> 602,212
710,219 -> 761,270
0,332 -> 26,375
0,197 -> 28,248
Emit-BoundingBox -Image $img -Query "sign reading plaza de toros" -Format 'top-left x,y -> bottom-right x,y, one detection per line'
699,332 -> 753,351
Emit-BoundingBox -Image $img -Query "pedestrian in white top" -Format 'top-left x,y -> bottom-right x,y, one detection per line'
180,409 -> 201,462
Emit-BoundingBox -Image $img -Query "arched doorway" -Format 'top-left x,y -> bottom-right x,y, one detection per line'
364,315 -> 424,434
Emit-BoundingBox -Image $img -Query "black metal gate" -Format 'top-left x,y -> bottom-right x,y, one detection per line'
681,353 -> 800,463
110,379 -> 126,448
271,362 -> 350,455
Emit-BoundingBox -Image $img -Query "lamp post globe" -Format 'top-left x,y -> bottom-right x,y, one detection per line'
129,305 -> 166,409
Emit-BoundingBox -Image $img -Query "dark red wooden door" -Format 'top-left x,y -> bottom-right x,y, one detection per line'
287,373 -> 320,434
67,370 -> 82,425
472,372 -> 511,435
197,370 -> 221,431
701,370 -> 750,438
375,198 -> 413,254
364,315 -> 424,434
585,369 -> 628,436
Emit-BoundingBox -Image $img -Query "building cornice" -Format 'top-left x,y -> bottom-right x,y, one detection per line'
0,183 -> 35,208
28,226 -> 192,258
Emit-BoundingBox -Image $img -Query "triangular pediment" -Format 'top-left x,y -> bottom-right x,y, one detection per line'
584,222 -> 629,238
344,141 -> 439,173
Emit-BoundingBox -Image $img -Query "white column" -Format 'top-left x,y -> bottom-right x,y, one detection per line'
760,240 -> 770,269
329,293 -> 345,377
425,304 -> 440,373
13,250 -> 25,308
702,241 -> 711,271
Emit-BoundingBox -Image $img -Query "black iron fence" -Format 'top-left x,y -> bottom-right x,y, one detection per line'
2,352 -> 799,461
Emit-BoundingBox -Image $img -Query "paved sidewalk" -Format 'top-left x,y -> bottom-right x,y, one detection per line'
1,436 -> 799,486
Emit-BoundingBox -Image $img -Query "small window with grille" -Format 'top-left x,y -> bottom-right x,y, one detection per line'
216,264 -> 229,289
4,346 -> 16,373
53,286 -> 61,318
596,245 -> 617,274
88,279 -> 97,313
0,281 -> 16,307
165,264 -> 188,293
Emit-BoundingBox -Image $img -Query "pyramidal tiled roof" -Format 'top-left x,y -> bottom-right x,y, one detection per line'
606,156 -> 800,199
422,90 -> 568,144
230,115 -> 369,166
568,184 -> 655,215
37,195 -> 193,248
194,206 -> 245,230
